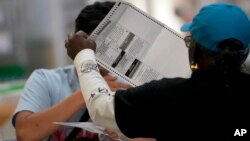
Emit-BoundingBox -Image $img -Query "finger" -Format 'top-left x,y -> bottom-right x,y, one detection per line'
99,65 -> 110,76
88,39 -> 96,47
103,129 -> 114,134
76,30 -> 88,38
116,83 -> 132,91
104,75 -> 117,81
67,33 -> 74,40
103,129 -> 108,134
115,82 -> 132,89
120,83 -> 132,88
65,39 -> 70,48
105,130 -> 119,140
109,133 -> 119,140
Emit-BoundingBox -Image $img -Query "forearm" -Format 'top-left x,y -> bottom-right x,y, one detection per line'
74,49 -> 121,132
16,91 -> 84,141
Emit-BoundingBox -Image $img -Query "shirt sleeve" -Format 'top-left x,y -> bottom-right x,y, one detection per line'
74,49 -> 121,133
12,70 -> 52,126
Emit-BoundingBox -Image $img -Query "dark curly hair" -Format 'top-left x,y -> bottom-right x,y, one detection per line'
75,1 -> 115,34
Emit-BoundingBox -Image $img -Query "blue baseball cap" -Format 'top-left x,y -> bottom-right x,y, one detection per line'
181,2 -> 250,52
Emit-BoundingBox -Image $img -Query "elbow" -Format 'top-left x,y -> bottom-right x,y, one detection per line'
16,129 -> 31,141
88,105 -> 99,122
88,99 -> 107,123
16,128 -> 42,141
88,96 -> 116,128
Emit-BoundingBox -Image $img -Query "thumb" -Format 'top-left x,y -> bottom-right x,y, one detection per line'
104,75 -> 117,81
76,30 -> 88,38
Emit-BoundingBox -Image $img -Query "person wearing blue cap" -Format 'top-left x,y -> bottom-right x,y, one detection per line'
65,2 -> 250,141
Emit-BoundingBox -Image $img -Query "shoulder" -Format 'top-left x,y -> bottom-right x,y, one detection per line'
156,77 -> 188,86
115,77 -> 188,100
24,65 -> 75,93
28,65 -> 75,83
140,77 -> 188,90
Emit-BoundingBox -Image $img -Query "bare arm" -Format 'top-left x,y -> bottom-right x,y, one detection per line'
15,75 -> 129,141
15,90 -> 84,141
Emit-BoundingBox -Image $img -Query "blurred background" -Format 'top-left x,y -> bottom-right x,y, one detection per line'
0,0 -> 249,140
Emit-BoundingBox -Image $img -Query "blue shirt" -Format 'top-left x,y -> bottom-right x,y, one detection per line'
13,65 -> 128,141
13,65 -> 87,140
13,65 -> 83,121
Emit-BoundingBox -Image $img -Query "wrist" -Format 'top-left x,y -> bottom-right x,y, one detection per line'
74,49 -> 96,76
74,49 -> 95,63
